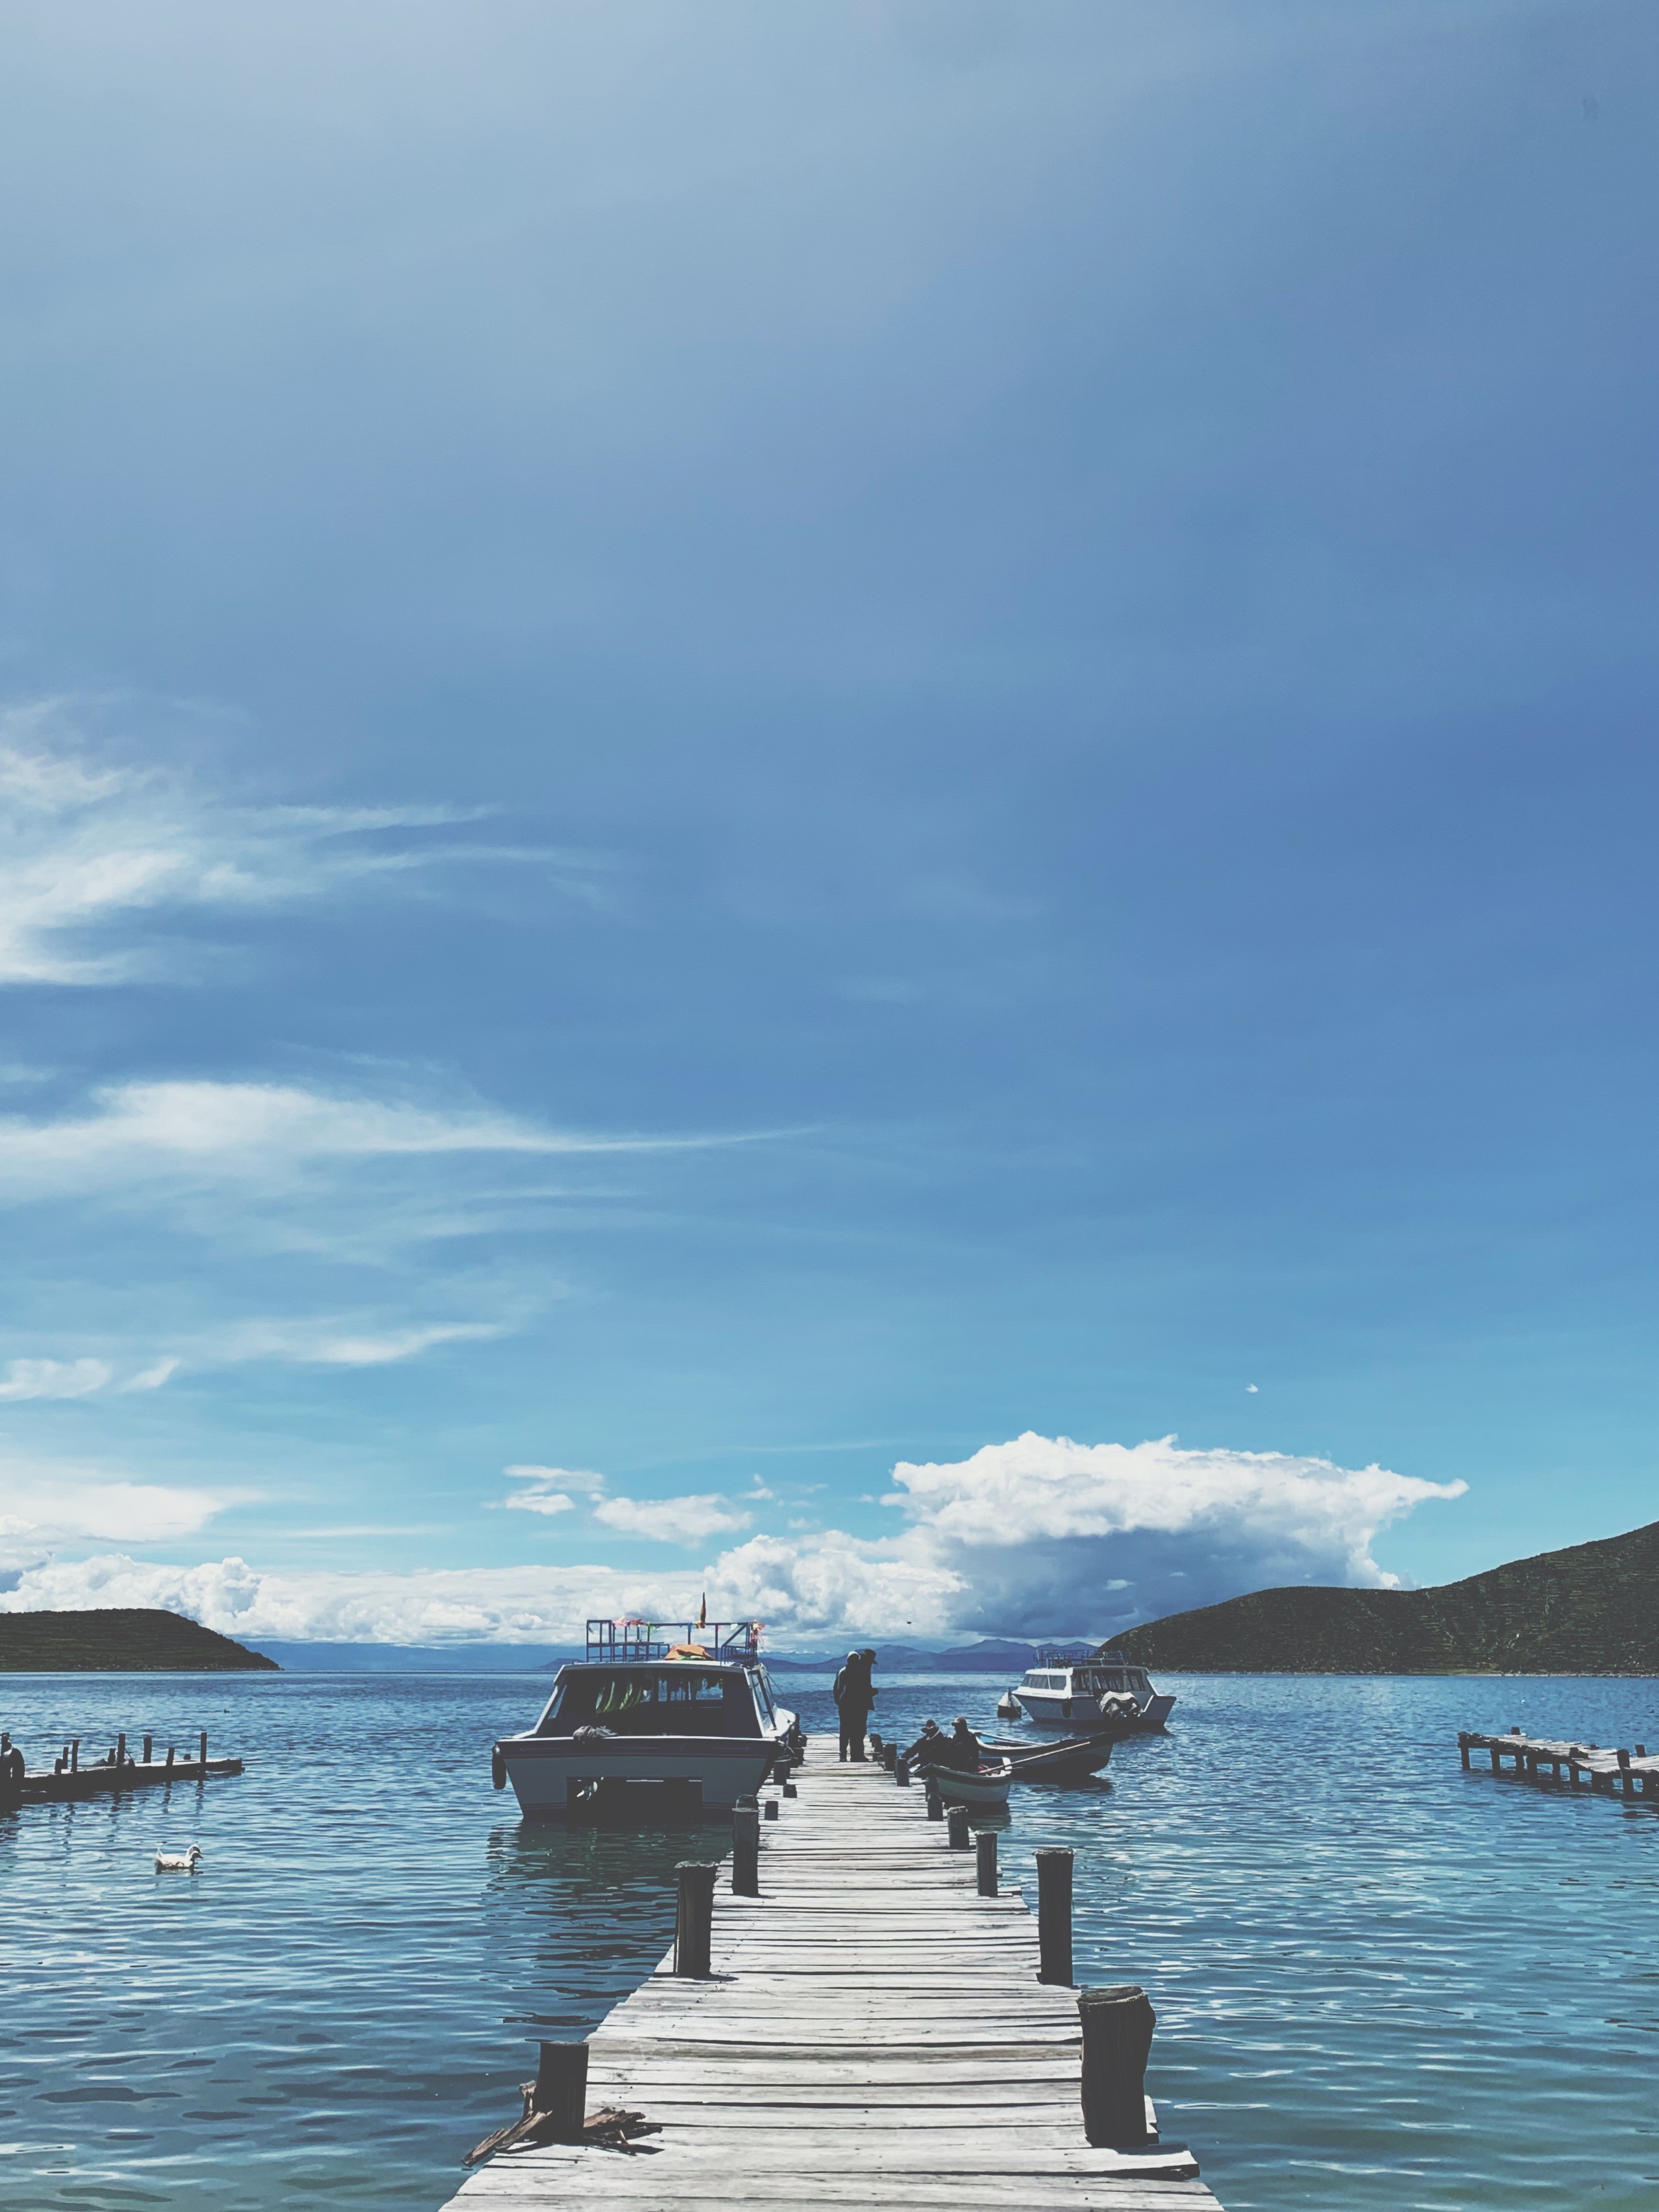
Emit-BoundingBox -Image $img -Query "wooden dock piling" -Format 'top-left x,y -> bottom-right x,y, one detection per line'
1037,1845 -> 1074,1986
976,1827 -> 998,1896
446,1742 -> 1218,2212
1079,1985 -> 1159,2149
732,1798 -> 761,1896
674,1862 -> 716,1977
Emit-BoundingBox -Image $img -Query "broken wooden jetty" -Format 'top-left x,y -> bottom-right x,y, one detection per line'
1460,1727 -> 1658,1801
449,1739 -> 1225,2212
0,1728 -> 243,1807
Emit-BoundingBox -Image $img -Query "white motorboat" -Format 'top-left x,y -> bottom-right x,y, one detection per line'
1005,1645 -> 1175,1733
491,1618 -> 800,1822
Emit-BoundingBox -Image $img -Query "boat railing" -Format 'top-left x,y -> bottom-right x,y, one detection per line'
585,1618 -> 764,1663
1035,1642 -> 1096,1669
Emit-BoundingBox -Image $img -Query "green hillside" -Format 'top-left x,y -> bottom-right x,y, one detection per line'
1116,1519 -> 1659,1675
0,1609 -> 280,1673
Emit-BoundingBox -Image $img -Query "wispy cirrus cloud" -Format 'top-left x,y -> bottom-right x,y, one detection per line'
0,710 -> 613,987
0,1358 -> 112,1401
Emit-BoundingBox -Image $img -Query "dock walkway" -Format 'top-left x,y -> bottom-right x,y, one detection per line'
450,1745 -> 1223,2212
1460,1728 -> 1658,1800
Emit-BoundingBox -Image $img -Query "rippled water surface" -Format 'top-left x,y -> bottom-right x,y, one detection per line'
2,1670 -> 1656,2211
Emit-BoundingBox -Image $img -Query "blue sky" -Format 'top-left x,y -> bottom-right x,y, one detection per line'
1,0 -> 1654,1645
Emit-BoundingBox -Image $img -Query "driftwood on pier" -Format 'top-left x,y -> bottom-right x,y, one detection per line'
445,1741 -> 1222,2212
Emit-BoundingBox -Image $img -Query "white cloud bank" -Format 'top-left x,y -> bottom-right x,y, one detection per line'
0,1431 -> 1466,1643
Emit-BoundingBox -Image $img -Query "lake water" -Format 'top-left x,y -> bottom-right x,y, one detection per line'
2,1669 -> 1656,2211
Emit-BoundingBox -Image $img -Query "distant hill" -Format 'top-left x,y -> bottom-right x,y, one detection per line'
0,1609 -> 280,1673
1117,1521 -> 1659,1675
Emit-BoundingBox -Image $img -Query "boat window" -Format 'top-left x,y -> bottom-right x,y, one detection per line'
750,1668 -> 777,1727
539,1667 -> 759,1738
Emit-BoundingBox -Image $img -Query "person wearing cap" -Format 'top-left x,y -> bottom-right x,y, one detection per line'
831,1647 -> 878,1762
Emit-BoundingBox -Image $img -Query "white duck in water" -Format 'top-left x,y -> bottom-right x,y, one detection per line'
154,1843 -> 202,1873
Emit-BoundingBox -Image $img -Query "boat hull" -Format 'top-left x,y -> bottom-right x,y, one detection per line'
925,1764 -> 1013,1807
987,1734 -> 1114,1782
1015,1688 -> 1175,1732
499,1734 -> 779,1820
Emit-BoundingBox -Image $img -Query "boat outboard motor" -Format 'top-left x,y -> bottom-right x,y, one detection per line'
1098,1693 -> 1137,1725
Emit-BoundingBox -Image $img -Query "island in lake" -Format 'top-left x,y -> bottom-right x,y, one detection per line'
0,1608 -> 280,1672
1118,1518 -> 1659,1675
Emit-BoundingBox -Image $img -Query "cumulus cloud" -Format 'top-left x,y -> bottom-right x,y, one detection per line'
878,1432 -> 1467,1636
593,1493 -> 753,1545
0,712 -> 608,987
0,1431 -> 1468,1649
0,1551 -> 696,1645
497,1465 -> 752,1546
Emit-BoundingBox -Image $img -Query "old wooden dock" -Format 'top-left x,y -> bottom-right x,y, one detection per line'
449,1744 -> 1224,2212
1460,1727 -> 1658,1800
0,1729 -> 242,1806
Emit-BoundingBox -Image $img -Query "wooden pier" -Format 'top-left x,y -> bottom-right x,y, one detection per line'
1460,1728 -> 1658,1800
0,1729 -> 242,1807
449,1743 -> 1225,2212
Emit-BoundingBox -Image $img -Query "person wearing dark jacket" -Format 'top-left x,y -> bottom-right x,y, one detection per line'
902,1719 -> 945,1768
832,1649 -> 878,1761
941,1715 -> 983,1771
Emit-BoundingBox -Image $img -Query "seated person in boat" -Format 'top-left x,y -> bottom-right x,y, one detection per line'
939,1716 -> 984,1771
901,1719 -> 946,1768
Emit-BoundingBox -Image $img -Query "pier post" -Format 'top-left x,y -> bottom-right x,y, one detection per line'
1037,1847 -> 1074,1986
946,1804 -> 970,1850
976,1830 -> 997,1897
70,1739 -> 79,1773
880,1742 -> 897,1773
117,1734 -> 127,1766
165,1745 -> 175,1770
764,1797 -> 779,1821
674,1862 -> 717,1976
532,2041 -> 589,2140
1458,1733 -> 1471,1769
143,1735 -> 153,1764
1617,1749 -> 1634,1799
199,1732 -> 208,1767
894,1754 -> 910,1786
1079,1983 -> 1157,2146
732,1797 -> 760,1895
926,1781 -> 942,1821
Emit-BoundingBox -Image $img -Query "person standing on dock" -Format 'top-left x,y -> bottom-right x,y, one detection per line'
833,1648 -> 878,1762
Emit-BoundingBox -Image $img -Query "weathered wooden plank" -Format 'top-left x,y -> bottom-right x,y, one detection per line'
441,1742 -> 1222,2212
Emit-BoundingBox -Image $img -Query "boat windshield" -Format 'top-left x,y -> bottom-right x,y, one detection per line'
749,1667 -> 778,1728
534,1667 -> 760,1739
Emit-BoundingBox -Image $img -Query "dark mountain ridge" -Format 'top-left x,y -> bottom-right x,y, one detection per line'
1117,1520 -> 1659,1675
0,1609 -> 279,1673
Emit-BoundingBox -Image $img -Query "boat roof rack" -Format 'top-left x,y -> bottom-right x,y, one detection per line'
1036,1642 -> 1098,1667
584,1617 -> 764,1664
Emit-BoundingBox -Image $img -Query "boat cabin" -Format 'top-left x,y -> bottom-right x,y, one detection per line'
532,1661 -> 781,1739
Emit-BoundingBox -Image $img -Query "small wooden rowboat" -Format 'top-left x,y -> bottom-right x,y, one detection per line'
925,1762 -> 1013,1807
987,1732 -> 1114,1782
